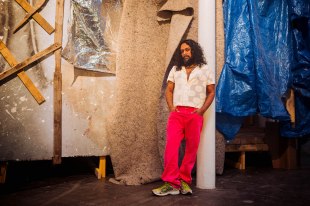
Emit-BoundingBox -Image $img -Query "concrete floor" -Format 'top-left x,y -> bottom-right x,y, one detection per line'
0,156 -> 309,206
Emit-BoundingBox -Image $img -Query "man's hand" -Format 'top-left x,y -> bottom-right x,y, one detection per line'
169,106 -> 178,112
192,84 -> 215,117
192,108 -> 204,116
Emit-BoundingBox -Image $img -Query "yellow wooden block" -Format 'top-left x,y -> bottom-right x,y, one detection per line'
95,156 -> 106,179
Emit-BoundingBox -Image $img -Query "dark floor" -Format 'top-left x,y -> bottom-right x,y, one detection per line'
0,154 -> 309,206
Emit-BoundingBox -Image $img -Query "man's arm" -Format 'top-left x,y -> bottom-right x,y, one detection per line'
195,84 -> 215,116
165,81 -> 177,112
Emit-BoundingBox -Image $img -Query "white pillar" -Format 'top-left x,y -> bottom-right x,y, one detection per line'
196,0 -> 216,189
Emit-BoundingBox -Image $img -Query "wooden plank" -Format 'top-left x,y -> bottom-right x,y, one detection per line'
0,162 -> 8,184
0,41 -> 45,104
13,0 -> 47,33
14,0 -> 54,34
0,43 -> 61,80
52,0 -> 65,165
265,122 -> 297,169
265,122 -> 282,168
53,72 -> 62,164
225,152 -> 245,170
0,40 -> 18,66
285,138 -> 297,169
18,71 -> 45,104
225,144 -> 269,152
239,152 -> 246,170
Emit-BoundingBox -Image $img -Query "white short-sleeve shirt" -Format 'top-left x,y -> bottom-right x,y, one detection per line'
167,65 -> 215,108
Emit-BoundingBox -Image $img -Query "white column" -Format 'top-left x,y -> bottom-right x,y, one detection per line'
196,0 -> 216,189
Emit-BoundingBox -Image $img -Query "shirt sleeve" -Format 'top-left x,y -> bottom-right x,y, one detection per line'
167,66 -> 176,83
206,69 -> 216,85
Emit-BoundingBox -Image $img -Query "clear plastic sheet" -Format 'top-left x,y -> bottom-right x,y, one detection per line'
216,0 -> 294,140
62,0 -> 122,73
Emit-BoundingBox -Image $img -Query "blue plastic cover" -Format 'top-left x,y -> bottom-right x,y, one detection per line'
280,0 -> 310,137
216,0 -> 304,140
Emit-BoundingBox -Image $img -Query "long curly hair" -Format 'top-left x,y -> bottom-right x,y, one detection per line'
172,39 -> 207,71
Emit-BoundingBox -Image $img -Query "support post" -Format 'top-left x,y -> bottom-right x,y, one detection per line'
197,0 -> 216,189
95,156 -> 106,179
53,0 -> 64,165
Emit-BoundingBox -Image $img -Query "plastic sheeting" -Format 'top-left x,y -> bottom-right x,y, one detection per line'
280,0 -> 310,137
216,0 -> 307,140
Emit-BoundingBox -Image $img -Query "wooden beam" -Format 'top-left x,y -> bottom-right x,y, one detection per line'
0,43 -> 61,80
285,138 -> 298,169
225,144 -> 269,152
0,41 -> 18,66
13,0 -> 47,33
18,72 -> 45,104
265,122 -> 298,169
239,151 -> 246,170
14,0 -> 54,34
225,151 -> 246,170
0,40 -> 45,104
53,0 -> 65,165
0,162 -> 8,184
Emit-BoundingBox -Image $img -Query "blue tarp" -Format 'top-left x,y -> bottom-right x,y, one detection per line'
216,0 -> 310,139
280,0 -> 310,137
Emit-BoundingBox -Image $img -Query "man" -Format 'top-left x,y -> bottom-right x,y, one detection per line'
152,39 -> 215,196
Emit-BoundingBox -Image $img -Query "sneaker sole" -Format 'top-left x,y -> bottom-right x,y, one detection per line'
152,190 -> 180,196
181,191 -> 192,195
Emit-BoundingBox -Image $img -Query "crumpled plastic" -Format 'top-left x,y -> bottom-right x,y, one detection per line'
62,0 -> 122,73
216,0 -> 294,140
280,0 -> 310,137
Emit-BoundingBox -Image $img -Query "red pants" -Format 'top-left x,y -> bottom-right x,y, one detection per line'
161,106 -> 204,187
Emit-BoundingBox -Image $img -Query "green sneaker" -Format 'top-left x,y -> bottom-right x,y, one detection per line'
152,182 -> 180,196
180,180 -> 192,195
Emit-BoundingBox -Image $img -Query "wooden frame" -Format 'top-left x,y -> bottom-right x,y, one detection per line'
0,0 -> 65,166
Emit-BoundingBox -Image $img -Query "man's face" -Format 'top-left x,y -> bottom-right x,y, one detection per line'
180,43 -> 193,66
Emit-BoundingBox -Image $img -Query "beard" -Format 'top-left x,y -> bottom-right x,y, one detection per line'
183,56 -> 195,67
